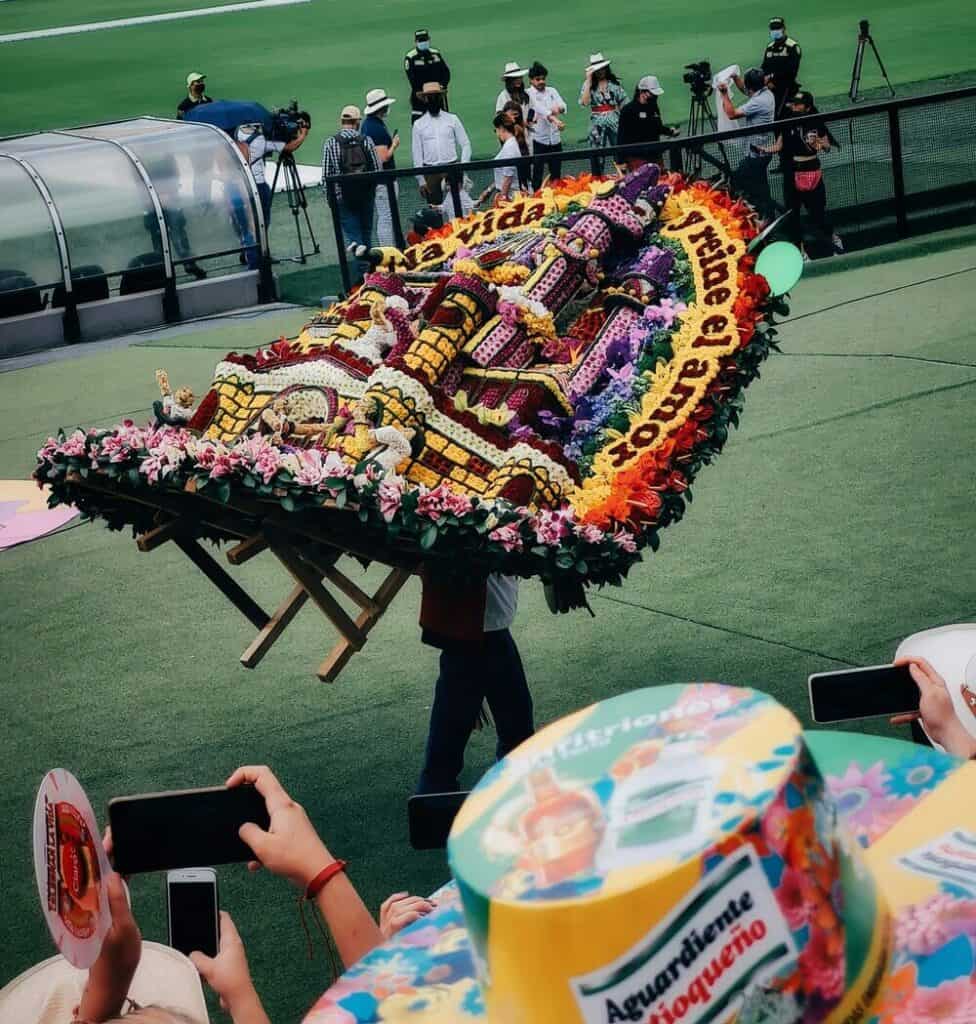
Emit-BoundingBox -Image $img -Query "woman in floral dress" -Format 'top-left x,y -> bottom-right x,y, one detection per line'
579,52 -> 627,174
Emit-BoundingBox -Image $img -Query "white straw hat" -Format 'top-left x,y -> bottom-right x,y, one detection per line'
502,61 -> 529,79
585,52 -> 611,73
364,88 -> 396,115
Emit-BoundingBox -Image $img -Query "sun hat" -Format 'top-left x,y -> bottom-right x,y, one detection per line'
0,942 -> 209,1024
303,681 -> 976,1024
638,74 -> 665,95
186,72 -> 206,87
420,81 -> 445,96
586,52 -> 611,74
340,104 -> 362,122
364,88 -> 396,116
502,61 -> 529,79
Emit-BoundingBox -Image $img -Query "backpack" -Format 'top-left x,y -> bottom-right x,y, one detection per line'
337,134 -> 373,207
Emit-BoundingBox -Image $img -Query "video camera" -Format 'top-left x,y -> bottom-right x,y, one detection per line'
270,100 -> 310,143
682,61 -> 713,99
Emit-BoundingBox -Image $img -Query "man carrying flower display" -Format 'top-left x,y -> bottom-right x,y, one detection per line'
719,68 -> 776,223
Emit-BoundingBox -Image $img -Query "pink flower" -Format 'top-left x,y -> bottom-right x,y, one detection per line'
489,523 -> 523,552
574,523 -> 605,545
441,490 -> 473,518
294,449 -> 324,487
140,454 -> 163,484
896,893 -> 976,957
38,438 -> 58,461
611,528 -> 638,553
799,930 -> 843,1000
776,866 -> 809,930
533,507 -> 574,546
322,451 -> 352,479
496,299 -> 519,327
826,761 -> 889,830
209,453 -> 234,479
417,483 -> 454,520
253,446 -> 282,484
191,441 -> 219,469
899,977 -> 976,1024
378,479 -> 403,522
59,431 -> 88,457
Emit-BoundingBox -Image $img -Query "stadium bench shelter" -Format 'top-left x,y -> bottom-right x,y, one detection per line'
0,117 -> 273,356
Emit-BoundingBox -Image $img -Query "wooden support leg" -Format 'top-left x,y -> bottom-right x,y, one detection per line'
136,518 -> 183,553
240,585 -> 309,669
226,534 -> 268,566
173,535 -> 270,631
270,541 -> 368,651
317,567 -> 411,682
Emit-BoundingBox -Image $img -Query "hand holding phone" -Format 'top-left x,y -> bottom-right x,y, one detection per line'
808,663 -> 919,724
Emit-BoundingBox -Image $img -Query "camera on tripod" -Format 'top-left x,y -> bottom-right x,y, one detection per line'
270,100 -> 310,143
682,61 -> 713,99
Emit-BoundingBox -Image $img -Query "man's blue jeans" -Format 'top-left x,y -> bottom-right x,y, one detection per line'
338,197 -> 375,284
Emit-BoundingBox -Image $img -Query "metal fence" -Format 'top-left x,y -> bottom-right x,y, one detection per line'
323,86 -> 976,293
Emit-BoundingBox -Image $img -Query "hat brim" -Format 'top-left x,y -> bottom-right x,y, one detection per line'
503,69 -> 529,79
586,60 -> 611,73
364,98 -> 396,115
303,719 -> 976,1024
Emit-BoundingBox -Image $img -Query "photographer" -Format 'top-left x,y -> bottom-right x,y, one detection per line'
718,68 -> 776,223
235,113 -> 309,230
617,75 -> 678,172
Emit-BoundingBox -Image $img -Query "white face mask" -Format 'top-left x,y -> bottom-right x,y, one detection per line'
417,40 -> 430,51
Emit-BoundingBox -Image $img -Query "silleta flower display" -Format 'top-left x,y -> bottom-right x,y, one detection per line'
35,166 -> 782,587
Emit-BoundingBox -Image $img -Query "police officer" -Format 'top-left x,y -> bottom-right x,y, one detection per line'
404,29 -> 451,123
762,17 -> 802,115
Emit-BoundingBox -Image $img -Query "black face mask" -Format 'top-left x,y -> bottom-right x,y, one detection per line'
427,96 -> 443,114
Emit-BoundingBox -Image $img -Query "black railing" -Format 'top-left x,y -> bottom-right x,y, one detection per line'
323,85 -> 976,292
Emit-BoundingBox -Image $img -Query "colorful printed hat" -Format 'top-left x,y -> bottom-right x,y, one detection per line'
305,683 -> 976,1024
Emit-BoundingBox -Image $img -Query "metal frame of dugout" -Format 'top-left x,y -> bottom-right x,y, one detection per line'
0,117 -> 276,356
325,85 -> 976,293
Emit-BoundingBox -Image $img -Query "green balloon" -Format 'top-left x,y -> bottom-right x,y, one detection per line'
755,241 -> 804,296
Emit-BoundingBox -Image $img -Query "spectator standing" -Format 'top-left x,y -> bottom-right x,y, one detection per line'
177,72 -> 212,119
762,17 -> 802,115
479,112 -> 525,205
235,115 -> 308,268
500,101 -> 532,192
526,61 -> 566,189
579,52 -> 626,175
411,82 -> 471,207
617,75 -> 678,171
361,88 -> 401,248
404,30 -> 451,123
322,106 -> 381,284
718,68 -> 776,223
758,90 -> 843,258
496,62 -> 531,122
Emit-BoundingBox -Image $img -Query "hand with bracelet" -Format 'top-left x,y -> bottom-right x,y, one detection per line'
227,765 -> 384,968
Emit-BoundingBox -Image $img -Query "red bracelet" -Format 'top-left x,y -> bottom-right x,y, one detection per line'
304,859 -> 347,900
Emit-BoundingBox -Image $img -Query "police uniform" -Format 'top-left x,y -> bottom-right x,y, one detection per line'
762,34 -> 802,114
404,43 -> 451,121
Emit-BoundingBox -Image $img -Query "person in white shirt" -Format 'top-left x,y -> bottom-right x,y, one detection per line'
526,61 -> 566,190
495,61 -> 530,122
411,81 -> 472,206
479,113 -> 524,205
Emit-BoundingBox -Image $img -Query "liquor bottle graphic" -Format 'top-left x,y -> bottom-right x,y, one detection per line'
517,768 -> 605,888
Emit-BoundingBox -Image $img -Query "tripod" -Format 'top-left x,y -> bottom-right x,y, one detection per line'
686,90 -> 730,180
849,19 -> 895,102
269,150 -> 320,264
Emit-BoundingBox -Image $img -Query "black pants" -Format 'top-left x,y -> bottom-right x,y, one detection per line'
733,151 -> 775,223
785,176 -> 834,246
532,142 -> 563,190
417,629 -> 534,794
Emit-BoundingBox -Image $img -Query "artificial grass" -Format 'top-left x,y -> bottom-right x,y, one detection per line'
1,231 -> 975,1019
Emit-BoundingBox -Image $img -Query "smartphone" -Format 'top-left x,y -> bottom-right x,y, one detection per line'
108,785 -> 270,875
408,792 -> 470,850
166,867 -> 219,958
808,663 -> 919,724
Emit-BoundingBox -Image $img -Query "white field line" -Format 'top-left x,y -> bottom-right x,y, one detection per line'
0,0 -> 310,43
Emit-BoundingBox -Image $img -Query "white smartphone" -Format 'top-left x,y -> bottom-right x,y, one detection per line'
166,867 -> 219,958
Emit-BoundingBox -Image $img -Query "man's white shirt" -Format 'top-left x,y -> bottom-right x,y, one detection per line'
411,111 -> 472,183
527,86 -> 566,146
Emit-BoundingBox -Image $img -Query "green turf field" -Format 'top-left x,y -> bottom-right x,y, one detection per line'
1,0 -> 972,157
1,228 -> 975,1018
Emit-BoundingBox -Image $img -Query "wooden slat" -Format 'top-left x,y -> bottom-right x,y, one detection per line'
270,541 -> 367,651
317,567 -> 411,682
240,585 -> 309,669
320,564 -> 380,615
136,518 -> 182,552
173,535 -> 270,631
226,534 -> 268,566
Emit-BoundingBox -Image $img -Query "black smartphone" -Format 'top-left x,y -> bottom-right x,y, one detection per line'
808,663 -> 919,724
108,785 -> 270,874
166,867 -> 220,957
408,792 -> 469,850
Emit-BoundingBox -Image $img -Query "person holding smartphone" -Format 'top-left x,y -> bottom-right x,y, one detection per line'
526,61 -> 566,190
891,656 -> 976,759
361,88 -> 401,248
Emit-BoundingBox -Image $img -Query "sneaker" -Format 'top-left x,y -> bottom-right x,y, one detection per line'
831,233 -> 845,254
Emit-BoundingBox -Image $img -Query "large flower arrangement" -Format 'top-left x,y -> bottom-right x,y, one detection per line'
35,169 -> 784,587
